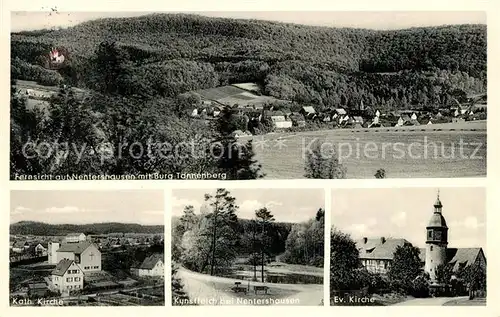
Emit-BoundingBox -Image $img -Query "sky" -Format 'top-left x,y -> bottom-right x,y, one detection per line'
172,188 -> 324,223
331,187 -> 486,253
10,11 -> 486,32
10,190 -> 164,225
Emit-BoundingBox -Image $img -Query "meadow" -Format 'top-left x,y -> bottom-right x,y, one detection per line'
249,121 -> 487,179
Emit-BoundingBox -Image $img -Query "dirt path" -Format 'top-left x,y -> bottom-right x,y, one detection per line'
393,296 -> 468,306
177,268 -> 239,305
274,289 -> 323,306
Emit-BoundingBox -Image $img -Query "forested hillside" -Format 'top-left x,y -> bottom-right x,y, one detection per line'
11,14 -> 486,109
10,221 -> 164,235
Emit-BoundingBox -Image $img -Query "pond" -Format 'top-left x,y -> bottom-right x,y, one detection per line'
266,273 -> 323,284
222,269 -> 323,284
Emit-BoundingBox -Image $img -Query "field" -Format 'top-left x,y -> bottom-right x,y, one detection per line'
246,121 -> 487,179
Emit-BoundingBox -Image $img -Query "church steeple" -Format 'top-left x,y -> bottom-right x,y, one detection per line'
433,189 -> 443,213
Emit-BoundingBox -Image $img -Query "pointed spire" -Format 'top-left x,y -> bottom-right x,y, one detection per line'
434,189 -> 443,210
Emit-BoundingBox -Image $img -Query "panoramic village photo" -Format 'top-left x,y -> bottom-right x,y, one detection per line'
329,187 -> 486,306
10,11 -> 486,180
9,190 -> 165,306
171,188 -> 325,306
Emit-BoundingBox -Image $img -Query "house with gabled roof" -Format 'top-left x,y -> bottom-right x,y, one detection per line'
300,106 -> 316,119
12,240 -> 29,253
65,233 -> 86,243
51,259 -> 84,295
34,242 -> 48,256
289,113 -> 306,127
131,254 -> 164,277
335,108 -> 347,116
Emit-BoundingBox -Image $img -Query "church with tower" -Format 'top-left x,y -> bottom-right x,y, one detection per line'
424,192 -> 449,280
356,191 -> 486,282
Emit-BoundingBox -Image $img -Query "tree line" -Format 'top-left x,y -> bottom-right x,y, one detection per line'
9,221 -> 165,235
171,188 -> 324,277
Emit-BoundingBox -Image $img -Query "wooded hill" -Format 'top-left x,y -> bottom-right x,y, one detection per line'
10,221 -> 164,236
11,14 -> 486,111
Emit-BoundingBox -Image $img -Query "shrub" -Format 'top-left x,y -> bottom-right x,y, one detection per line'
304,139 -> 347,179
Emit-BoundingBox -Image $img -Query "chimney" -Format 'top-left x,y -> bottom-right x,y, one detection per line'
363,237 -> 368,244
380,237 -> 386,244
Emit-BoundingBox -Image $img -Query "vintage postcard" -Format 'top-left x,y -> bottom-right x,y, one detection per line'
171,188 -> 325,306
329,187 -> 486,306
9,190 -> 165,306
9,11 -> 486,180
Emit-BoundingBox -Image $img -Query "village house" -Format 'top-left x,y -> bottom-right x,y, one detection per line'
353,116 -> 364,125
131,254 -> 164,277
289,113 -> 306,127
356,194 -> 487,281
34,242 -> 48,256
28,283 -> 49,298
65,233 -> 86,243
51,259 -> 84,295
11,240 -> 29,253
395,114 -> 411,127
452,117 -> 466,123
300,106 -> 317,120
270,111 -> 293,129
335,108 -> 347,116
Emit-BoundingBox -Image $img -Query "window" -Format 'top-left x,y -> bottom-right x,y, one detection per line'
67,277 -> 73,282
430,246 -> 433,251
427,230 -> 432,239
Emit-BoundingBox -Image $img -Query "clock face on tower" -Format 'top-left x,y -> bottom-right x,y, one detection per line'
434,231 -> 442,240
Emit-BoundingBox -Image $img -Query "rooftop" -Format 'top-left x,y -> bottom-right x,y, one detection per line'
57,240 -> 93,254
51,259 -> 75,276
356,237 -> 412,260
133,253 -> 164,270
66,233 -> 85,237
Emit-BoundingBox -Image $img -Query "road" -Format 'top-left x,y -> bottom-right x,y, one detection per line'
393,296 -> 469,306
177,268 -> 323,306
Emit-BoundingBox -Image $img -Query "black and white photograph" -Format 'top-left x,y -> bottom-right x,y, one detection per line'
10,11 -> 486,180
329,187 -> 486,306
9,190 -> 165,306
171,188 -> 325,306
